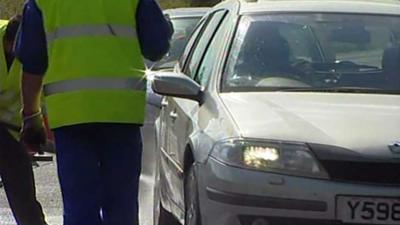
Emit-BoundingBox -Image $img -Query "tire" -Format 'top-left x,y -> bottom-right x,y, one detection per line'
184,165 -> 202,225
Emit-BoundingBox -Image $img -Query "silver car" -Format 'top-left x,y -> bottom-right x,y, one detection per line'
143,8 -> 210,189
144,7 -> 209,148
152,1 -> 400,225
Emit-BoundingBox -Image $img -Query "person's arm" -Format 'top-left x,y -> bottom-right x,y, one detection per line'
21,73 -> 43,116
15,0 -> 47,115
15,0 -> 47,148
136,0 -> 173,61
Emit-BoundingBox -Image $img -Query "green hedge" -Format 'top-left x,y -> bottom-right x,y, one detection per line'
0,0 -> 24,19
160,0 -> 219,8
160,0 -> 191,9
0,0 -> 218,19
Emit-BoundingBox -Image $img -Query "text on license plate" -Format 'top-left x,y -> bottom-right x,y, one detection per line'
337,196 -> 400,224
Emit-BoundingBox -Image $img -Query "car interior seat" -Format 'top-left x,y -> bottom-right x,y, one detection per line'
237,22 -> 292,77
382,44 -> 400,89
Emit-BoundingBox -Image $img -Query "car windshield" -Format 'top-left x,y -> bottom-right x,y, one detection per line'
150,17 -> 201,70
223,13 -> 400,94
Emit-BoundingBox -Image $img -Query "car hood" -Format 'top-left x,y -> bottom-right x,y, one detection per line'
220,92 -> 400,158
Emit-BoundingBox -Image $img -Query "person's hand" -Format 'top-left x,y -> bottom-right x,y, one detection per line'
20,111 -> 47,153
292,59 -> 313,73
292,59 -> 314,83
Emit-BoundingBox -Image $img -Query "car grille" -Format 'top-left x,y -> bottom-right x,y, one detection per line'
320,160 -> 400,185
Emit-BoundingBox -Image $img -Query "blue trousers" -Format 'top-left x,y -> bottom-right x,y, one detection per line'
53,123 -> 143,225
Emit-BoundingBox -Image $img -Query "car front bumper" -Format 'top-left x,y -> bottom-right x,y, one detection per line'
195,158 -> 400,225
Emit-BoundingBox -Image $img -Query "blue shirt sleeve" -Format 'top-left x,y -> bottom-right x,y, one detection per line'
15,0 -> 48,76
137,0 -> 173,62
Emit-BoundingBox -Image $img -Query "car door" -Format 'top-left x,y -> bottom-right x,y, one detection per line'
165,10 -> 229,211
158,17 -> 208,213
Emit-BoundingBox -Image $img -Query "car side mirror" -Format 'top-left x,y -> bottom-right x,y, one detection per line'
151,72 -> 203,104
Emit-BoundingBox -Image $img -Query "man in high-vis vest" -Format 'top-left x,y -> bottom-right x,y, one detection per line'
16,0 -> 172,224
0,16 -> 47,225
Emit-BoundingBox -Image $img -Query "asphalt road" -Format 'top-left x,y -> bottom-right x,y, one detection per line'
0,117 -> 158,225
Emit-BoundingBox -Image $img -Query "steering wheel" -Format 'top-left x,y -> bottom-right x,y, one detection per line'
291,59 -> 314,83
227,74 -> 259,87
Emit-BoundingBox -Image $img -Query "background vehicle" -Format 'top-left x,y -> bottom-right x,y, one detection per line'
146,7 -> 211,71
152,0 -> 400,225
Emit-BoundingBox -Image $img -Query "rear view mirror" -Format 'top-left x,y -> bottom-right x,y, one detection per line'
151,72 -> 203,103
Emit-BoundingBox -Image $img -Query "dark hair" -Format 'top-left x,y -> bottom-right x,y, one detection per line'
5,15 -> 22,42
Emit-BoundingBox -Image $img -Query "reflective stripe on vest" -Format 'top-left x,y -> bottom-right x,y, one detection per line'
43,77 -> 146,96
47,24 -> 137,43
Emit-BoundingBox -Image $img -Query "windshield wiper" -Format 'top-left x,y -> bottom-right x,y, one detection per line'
314,61 -> 381,72
277,87 -> 400,94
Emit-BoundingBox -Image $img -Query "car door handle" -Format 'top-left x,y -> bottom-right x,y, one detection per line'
161,99 -> 169,107
169,111 -> 178,120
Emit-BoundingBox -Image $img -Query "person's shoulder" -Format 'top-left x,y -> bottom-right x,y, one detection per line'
24,0 -> 35,6
21,0 -> 43,20
24,0 -> 41,10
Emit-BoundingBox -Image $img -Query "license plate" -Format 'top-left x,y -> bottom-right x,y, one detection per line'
337,196 -> 400,224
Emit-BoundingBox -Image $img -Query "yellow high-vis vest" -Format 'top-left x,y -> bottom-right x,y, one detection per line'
0,20 -> 23,134
36,0 -> 146,129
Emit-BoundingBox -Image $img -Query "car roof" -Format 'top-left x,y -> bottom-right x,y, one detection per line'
237,0 -> 400,16
163,7 -> 211,18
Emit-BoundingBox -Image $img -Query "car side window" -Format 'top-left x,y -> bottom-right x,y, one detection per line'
179,19 -> 206,68
195,12 -> 228,86
183,10 -> 228,79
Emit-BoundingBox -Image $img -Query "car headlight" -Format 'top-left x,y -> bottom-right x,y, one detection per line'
210,139 -> 329,179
